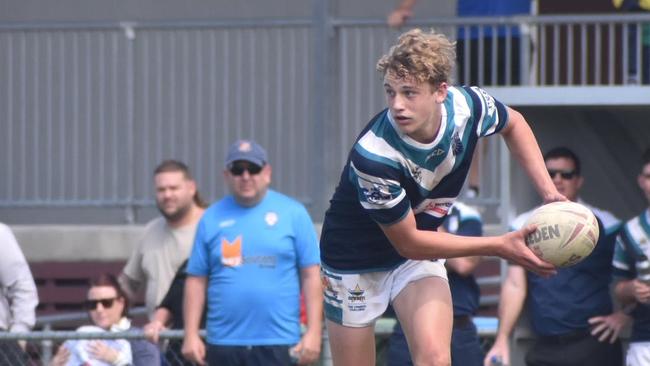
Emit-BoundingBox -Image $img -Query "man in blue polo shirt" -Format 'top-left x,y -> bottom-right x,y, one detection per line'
387,201 -> 485,366
484,147 -> 627,366
182,140 -> 322,366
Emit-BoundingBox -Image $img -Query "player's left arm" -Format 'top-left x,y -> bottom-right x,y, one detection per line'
295,264 -> 323,364
499,107 -> 566,203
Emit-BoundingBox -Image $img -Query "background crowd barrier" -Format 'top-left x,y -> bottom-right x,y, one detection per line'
0,315 -> 497,366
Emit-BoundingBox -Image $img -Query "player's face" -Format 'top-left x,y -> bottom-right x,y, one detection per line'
545,157 -> 583,202
154,171 -> 197,223
637,163 -> 650,203
383,73 -> 448,143
224,160 -> 272,207
87,286 -> 125,330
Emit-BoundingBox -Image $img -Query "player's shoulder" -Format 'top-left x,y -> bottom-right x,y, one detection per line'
266,189 -> 307,210
578,200 -> 621,234
510,207 -> 538,231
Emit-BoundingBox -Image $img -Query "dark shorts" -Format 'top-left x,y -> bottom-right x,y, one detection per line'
526,329 -> 623,366
0,340 -> 28,366
387,316 -> 483,366
206,344 -> 295,366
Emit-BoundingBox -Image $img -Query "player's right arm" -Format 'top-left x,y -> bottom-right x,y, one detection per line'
483,265 -> 527,366
182,275 -> 207,366
379,213 -> 555,277
499,107 -> 566,204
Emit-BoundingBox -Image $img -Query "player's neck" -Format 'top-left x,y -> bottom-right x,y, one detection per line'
408,111 -> 442,144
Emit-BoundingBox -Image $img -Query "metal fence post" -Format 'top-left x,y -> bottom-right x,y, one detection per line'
41,323 -> 53,365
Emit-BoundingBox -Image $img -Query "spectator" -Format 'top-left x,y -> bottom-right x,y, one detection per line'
0,223 -> 38,365
612,147 -> 650,366
387,202 -> 485,366
143,260 -> 205,366
50,274 -> 160,366
484,147 -> 626,366
119,160 -> 206,317
387,0 -> 532,85
182,140 -> 323,366
612,0 -> 650,84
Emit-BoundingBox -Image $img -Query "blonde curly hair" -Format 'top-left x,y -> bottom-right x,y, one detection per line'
377,28 -> 455,86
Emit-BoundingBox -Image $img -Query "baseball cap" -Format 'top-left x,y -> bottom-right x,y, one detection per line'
225,139 -> 268,167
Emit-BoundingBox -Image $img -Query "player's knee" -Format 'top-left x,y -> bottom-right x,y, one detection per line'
412,349 -> 451,366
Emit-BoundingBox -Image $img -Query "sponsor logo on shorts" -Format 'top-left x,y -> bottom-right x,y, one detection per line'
347,284 -> 367,312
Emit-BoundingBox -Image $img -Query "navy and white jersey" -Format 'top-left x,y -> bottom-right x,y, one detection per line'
444,202 -> 483,317
511,202 -> 621,336
320,86 -> 509,271
612,209 -> 650,342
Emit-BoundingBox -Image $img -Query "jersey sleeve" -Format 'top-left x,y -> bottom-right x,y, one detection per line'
348,143 -> 411,225
292,204 -> 320,268
465,86 -> 509,137
186,217 -> 210,277
612,226 -> 638,280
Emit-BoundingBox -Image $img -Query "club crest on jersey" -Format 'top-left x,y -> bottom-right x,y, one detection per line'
265,211 -> 278,226
362,184 -> 393,204
451,132 -> 463,156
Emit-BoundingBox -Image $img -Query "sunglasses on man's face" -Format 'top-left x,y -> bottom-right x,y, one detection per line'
229,163 -> 263,176
548,169 -> 577,180
84,297 -> 117,311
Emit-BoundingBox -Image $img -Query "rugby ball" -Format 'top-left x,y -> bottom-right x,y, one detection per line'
523,201 -> 599,267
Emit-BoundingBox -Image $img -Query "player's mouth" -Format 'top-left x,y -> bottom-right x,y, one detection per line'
394,116 -> 412,125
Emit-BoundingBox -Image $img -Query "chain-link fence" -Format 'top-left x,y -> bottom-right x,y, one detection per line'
0,319 -> 496,366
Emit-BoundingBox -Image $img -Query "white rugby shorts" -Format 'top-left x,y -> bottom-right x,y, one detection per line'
626,341 -> 650,366
321,259 -> 447,327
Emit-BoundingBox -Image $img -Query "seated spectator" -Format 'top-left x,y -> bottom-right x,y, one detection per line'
50,274 -> 160,366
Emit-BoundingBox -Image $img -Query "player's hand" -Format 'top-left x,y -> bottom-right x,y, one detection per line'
143,319 -> 166,343
291,329 -> 322,365
50,345 -> 70,366
632,279 -> 650,303
483,337 -> 510,366
542,192 -> 568,204
500,225 -> 556,278
588,311 -> 630,343
387,9 -> 412,28
87,340 -> 119,364
181,333 -> 206,366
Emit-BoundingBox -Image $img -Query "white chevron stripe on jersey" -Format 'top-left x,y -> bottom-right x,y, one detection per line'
357,127 -> 457,192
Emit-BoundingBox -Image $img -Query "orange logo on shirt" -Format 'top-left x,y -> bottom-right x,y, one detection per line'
221,236 -> 243,267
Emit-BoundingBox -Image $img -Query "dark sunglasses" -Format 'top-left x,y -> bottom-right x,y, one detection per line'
548,169 -> 577,180
229,163 -> 263,176
84,297 -> 117,310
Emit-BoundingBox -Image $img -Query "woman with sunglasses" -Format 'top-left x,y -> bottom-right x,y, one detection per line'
51,274 -> 160,366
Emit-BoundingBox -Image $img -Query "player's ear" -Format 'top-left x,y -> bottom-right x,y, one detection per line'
434,82 -> 448,103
